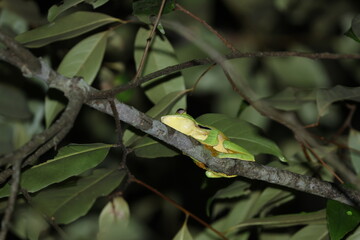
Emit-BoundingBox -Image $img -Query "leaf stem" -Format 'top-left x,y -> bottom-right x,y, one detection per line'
175,3 -> 237,53
131,177 -> 228,240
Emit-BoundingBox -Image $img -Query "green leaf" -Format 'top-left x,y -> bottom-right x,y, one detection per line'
351,15 -> 360,38
290,224 -> 328,240
113,73 -> 135,102
263,87 -> 315,111
196,191 -> 261,240
45,31 -> 108,126
97,197 -> 130,239
57,31 -> 108,81
0,143 -> 113,197
32,169 -> 126,224
86,0 -> 110,8
249,187 -> 294,217
48,0 -> 83,21
345,15 -> 360,43
345,28 -> 360,43
132,136 -> 178,158
145,90 -> 189,120
196,114 -> 286,162
349,129 -> 360,175
124,90 -> 189,147
316,85 -> 360,116
134,28 -> 186,112
48,0 -> 110,21
16,11 -> 118,47
172,216 -> 193,240
227,210 -> 326,231
327,200 -> 360,240
210,181 -> 251,201
206,181 -> 251,216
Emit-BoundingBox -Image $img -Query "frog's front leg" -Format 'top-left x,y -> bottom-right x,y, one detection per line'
200,129 -> 219,146
218,140 -> 255,161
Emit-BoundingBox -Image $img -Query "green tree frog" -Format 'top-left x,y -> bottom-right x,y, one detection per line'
161,109 -> 255,178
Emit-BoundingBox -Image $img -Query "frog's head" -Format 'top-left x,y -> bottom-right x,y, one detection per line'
161,109 -> 198,135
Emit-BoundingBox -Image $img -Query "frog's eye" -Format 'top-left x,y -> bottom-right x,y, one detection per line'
198,124 -> 211,130
176,108 -> 187,114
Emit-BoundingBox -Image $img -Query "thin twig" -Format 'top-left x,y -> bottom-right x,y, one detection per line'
0,125 -> 74,184
109,99 -> 124,145
132,0 -> 167,84
89,50 -> 360,99
227,51 -> 360,60
108,99 -> 130,168
132,177 -> 228,240
0,158 -> 22,240
175,3 -> 237,52
301,144 -> 313,163
191,63 -> 216,92
0,121 -> 61,167
305,146 -> 345,184
0,169 -> 12,185
331,104 -> 356,140
22,121 -> 75,167
0,98 -> 83,185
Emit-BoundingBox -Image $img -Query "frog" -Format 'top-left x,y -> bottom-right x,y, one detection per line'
161,109 -> 255,178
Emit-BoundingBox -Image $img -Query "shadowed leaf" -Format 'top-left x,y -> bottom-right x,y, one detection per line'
45,31 -> 108,126
0,143 -> 113,197
32,169 -> 126,224
16,11 -> 117,47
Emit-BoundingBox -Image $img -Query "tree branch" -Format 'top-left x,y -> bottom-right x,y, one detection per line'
89,50 -> 360,99
175,3 -> 237,52
131,0 -> 167,84
0,31 -> 41,77
87,96 -> 360,207
0,155 -> 21,240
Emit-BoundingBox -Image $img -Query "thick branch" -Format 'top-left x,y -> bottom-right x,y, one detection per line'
87,97 -> 360,207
